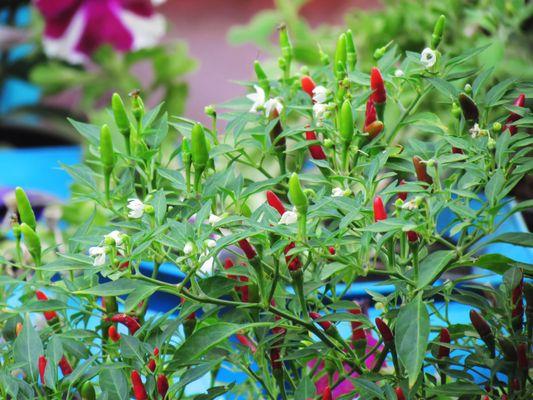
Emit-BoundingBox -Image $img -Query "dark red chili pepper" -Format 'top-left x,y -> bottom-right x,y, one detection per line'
284,242 -> 302,271
412,156 -> 433,184
504,93 -> 526,135
301,75 -> 316,99
35,290 -> 58,322
395,387 -> 405,400
512,273 -> 524,332
38,355 -> 47,385
270,347 -> 282,370
370,67 -> 386,104
437,328 -> 451,359
452,147 -> 463,155
266,190 -> 286,215
407,231 -> 419,243
499,337 -> 517,361
328,246 -> 336,255
365,98 -> 377,127
108,325 -> 121,342
153,347 -> 159,357
157,374 -> 169,398
238,239 -> 257,260
131,370 -> 148,400
511,378 -> 520,391
147,359 -> 156,373
310,311 -> 333,331
110,314 -> 141,335
180,297 -> 196,321
517,342 -> 528,369
223,258 -> 249,302
59,355 -> 73,376
236,333 -> 257,353
375,317 -> 393,343
373,196 -> 387,222
349,302 -> 365,342
322,386 -> 333,400
469,310 -> 495,356
398,180 -> 407,201
458,93 -> 479,122
305,129 -> 327,160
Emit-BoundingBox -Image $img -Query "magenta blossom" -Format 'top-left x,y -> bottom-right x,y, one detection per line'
34,0 -> 166,63
309,332 -> 383,398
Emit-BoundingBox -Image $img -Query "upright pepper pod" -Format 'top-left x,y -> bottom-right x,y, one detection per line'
157,374 -> 169,398
504,93 -> 526,135
111,93 -> 130,138
498,337 -> 517,361
131,92 -> 144,123
38,355 -> 47,385
301,75 -> 316,99
375,317 -> 393,343
80,381 -> 96,400
339,99 -> 354,144
345,29 -> 357,71
20,223 -> 41,266
254,60 -> 270,97
373,196 -> 387,222
458,93 -> 479,122
305,130 -> 327,160
469,310 -> 495,357
278,24 -> 292,78
191,123 -> 209,191
437,328 -> 451,359
517,342 -> 528,370
322,386 -> 333,400
395,387 -> 406,400
288,173 -> 308,215
334,33 -> 347,80
370,67 -> 386,120
15,187 -> 36,231
431,15 -> 446,49
350,302 -> 366,357
398,179 -> 407,201
511,271 -> 524,332
412,156 -> 433,184
100,124 -> 115,200
364,99 -> 383,139
130,370 -> 148,400
59,355 -> 73,376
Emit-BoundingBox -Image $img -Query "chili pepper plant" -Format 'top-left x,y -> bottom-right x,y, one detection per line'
2,17 -> 533,400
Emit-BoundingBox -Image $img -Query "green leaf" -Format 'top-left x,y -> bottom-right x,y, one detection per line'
483,232 -> 533,248
294,376 -> 316,400
427,382 -> 484,396
13,314 -> 43,382
119,335 -> 148,361
174,359 -> 222,391
352,378 -> 384,399
76,279 -> 141,296
416,250 -> 455,289
484,169 -> 505,205
68,118 -> 100,145
124,283 -> 160,313
99,366 -> 129,400
395,294 -> 430,388
425,77 -> 459,98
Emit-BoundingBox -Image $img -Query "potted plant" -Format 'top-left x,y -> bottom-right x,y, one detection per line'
1,15 -> 532,400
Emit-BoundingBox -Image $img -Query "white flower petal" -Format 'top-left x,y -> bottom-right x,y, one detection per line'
264,98 -> 283,117
394,69 -> 404,77
420,48 -> 437,68
127,199 -> 145,219
183,242 -> 194,255
313,103 -> 327,120
208,214 -> 222,225
312,86 -> 328,104
205,239 -> 217,248
279,210 -> 298,225
247,85 -> 266,113
331,187 -> 345,197
199,257 -> 215,275
105,230 -> 123,246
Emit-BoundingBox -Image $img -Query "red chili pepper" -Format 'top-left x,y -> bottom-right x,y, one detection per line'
322,386 -> 333,400
395,387 -> 405,400
517,342 -> 528,370
238,239 -> 257,259
147,358 -> 156,372
305,129 -> 327,160
365,98 -> 377,127
270,347 -> 282,370
469,310 -> 495,355
370,67 -> 386,104
153,347 -> 159,357
407,231 -> 419,243
412,156 -> 433,184
157,374 -> 169,398
266,190 -> 286,215
512,274 -> 524,331
180,297 -> 196,320
502,395 -> 508,400
511,378 -> 520,391
108,325 -> 121,342
437,328 -> 451,359
452,147 -> 463,155
131,370 -> 148,400
38,355 -> 47,385
59,355 -> 73,376
301,75 -> 316,99
398,180 -> 407,201
349,302 -> 366,342
35,290 -> 58,322
375,317 -> 393,343
110,314 -> 141,334
236,333 -> 257,353
284,241 -> 302,271
328,246 -> 336,255
504,93 -> 526,135
223,258 -> 249,302
310,311 -> 333,331
373,196 -> 387,222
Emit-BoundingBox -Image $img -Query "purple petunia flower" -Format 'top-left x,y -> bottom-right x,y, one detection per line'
34,0 -> 166,64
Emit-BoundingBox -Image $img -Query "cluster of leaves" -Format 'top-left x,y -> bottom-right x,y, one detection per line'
1,14 -> 533,400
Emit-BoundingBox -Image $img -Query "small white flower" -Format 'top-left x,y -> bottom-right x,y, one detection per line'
401,199 -> 418,210
394,69 -> 404,77
205,239 -> 217,248
183,241 -> 194,255
208,214 -> 222,225
469,123 -> 482,138
312,86 -> 328,104
247,85 -> 266,113
264,97 -> 283,117
199,256 -> 215,275
105,230 -> 123,246
279,210 -> 298,225
127,198 -> 145,219
89,246 -> 106,266
420,48 -> 437,68
331,187 -> 345,197
313,103 -> 328,120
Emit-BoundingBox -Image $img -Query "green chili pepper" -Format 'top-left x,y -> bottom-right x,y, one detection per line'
334,33 -> 347,80
100,124 -> 115,174
254,60 -> 270,97
458,93 -> 479,122
111,93 -> 129,135
182,138 -> 191,165
131,92 -> 144,122
20,223 -> 41,265
191,123 -> 209,172
288,173 -> 308,214
80,381 -> 96,400
15,187 -> 36,231
373,40 -> 393,60
345,29 -> 357,71
339,99 -> 354,143
279,25 -> 292,65
431,15 -> 446,49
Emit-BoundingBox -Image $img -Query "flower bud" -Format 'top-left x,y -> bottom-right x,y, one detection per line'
288,173 -> 308,214
458,93 -> 479,122
100,124 -> 115,175
339,99 -> 354,143
334,33 -> 347,79
492,121 -> 502,132
15,187 -> 36,231
204,105 -> 216,118
431,15 -> 446,49
451,102 -> 461,118
130,91 -> 144,122
191,123 -> 209,172
111,93 -> 130,136
254,60 -> 269,96
345,29 -> 357,71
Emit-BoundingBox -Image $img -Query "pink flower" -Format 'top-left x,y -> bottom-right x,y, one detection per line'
309,333 -> 383,398
34,0 -> 166,63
